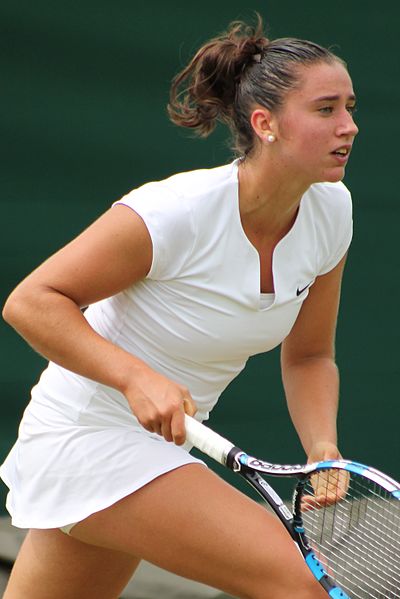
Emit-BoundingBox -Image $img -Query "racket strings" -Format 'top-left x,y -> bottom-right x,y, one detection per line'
324,490 -> 400,597
299,470 -> 400,598
306,511 -> 398,597
308,486 -> 400,597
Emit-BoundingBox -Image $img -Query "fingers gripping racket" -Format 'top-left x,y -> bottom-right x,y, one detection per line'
185,415 -> 400,598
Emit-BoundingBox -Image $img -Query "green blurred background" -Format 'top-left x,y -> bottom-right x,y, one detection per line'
1,1 -> 399,509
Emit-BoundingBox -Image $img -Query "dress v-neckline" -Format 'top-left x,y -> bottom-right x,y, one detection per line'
231,160 -> 304,309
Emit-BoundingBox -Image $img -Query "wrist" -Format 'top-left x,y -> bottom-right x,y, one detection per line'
307,440 -> 342,464
110,352 -> 153,396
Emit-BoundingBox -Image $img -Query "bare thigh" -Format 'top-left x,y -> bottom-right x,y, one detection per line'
3,528 -> 139,599
71,464 -> 326,599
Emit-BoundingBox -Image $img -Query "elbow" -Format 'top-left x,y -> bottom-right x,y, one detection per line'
3,288 -> 27,329
2,283 -> 40,331
281,348 -> 337,377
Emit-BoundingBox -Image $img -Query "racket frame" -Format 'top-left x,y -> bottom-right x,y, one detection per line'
185,415 -> 400,598
228,448 -> 348,597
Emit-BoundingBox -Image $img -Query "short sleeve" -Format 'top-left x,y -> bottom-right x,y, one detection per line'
316,183 -> 353,276
113,182 -> 194,280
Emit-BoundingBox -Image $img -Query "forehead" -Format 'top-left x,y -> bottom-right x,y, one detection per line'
289,61 -> 355,102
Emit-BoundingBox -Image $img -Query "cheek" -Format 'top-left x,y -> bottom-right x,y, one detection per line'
296,130 -> 328,162
277,116 -> 329,166
303,132 -> 323,154
278,117 -> 318,152
282,131 -> 320,162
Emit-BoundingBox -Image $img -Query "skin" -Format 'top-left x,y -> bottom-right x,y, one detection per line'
2,60 -> 358,599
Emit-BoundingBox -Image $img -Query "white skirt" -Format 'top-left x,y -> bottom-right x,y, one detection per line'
0,363 -> 205,529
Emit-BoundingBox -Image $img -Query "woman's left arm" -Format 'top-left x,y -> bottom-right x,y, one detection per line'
281,254 -> 348,463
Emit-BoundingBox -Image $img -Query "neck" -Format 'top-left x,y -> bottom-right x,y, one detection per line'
237,154 -> 310,241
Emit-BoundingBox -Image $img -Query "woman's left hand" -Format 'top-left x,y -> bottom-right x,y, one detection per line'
302,442 -> 349,510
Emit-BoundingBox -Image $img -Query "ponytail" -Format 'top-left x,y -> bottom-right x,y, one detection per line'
167,14 -> 268,137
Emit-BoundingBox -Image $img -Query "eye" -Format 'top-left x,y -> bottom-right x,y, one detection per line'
318,106 -> 334,114
347,104 -> 357,115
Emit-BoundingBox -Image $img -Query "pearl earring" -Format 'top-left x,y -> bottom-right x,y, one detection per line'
266,134 -> 276,143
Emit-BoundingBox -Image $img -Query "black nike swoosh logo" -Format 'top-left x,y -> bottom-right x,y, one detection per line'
296,283 -> 311,296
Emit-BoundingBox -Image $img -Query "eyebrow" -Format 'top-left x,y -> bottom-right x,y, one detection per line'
312,94 -> 357,103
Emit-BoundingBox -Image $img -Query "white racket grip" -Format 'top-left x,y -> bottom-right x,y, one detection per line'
184,415 -> 235,465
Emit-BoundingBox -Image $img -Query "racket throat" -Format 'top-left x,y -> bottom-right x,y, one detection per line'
242,470 -> 294,528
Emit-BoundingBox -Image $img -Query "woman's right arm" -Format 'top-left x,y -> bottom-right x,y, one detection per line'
2,205 -> 196,444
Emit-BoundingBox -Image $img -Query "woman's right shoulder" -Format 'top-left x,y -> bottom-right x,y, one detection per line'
160,160 -> 238,200
120,160 -> 235,202
112,161 -> 238,279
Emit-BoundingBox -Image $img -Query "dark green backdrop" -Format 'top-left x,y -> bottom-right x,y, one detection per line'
1,1 -> 399,509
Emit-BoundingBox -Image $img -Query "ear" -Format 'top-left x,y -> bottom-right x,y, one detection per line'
250,107 -> 275,141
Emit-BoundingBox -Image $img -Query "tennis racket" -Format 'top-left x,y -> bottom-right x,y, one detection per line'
185,415 -> 400,598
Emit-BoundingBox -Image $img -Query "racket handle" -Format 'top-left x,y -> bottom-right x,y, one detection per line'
184,415 -> 235,466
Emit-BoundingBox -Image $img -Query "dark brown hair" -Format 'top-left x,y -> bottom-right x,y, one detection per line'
168,14 -> 345,156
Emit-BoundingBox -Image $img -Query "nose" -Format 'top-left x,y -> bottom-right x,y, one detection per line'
337,111 -> 359,138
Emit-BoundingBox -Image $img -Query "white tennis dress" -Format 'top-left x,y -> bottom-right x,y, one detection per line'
0,160 -> 352,529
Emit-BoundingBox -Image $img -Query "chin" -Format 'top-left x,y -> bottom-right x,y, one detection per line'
319,167 -> 346,184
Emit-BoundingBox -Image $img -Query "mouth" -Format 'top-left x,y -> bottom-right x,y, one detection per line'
331,146 -> 351,158
331,145 -> 351,163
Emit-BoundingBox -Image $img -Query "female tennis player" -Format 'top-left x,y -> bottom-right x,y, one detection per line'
1,15 -> 358,599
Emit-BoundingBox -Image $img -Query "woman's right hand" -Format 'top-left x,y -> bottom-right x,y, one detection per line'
121,364 -> 197,445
